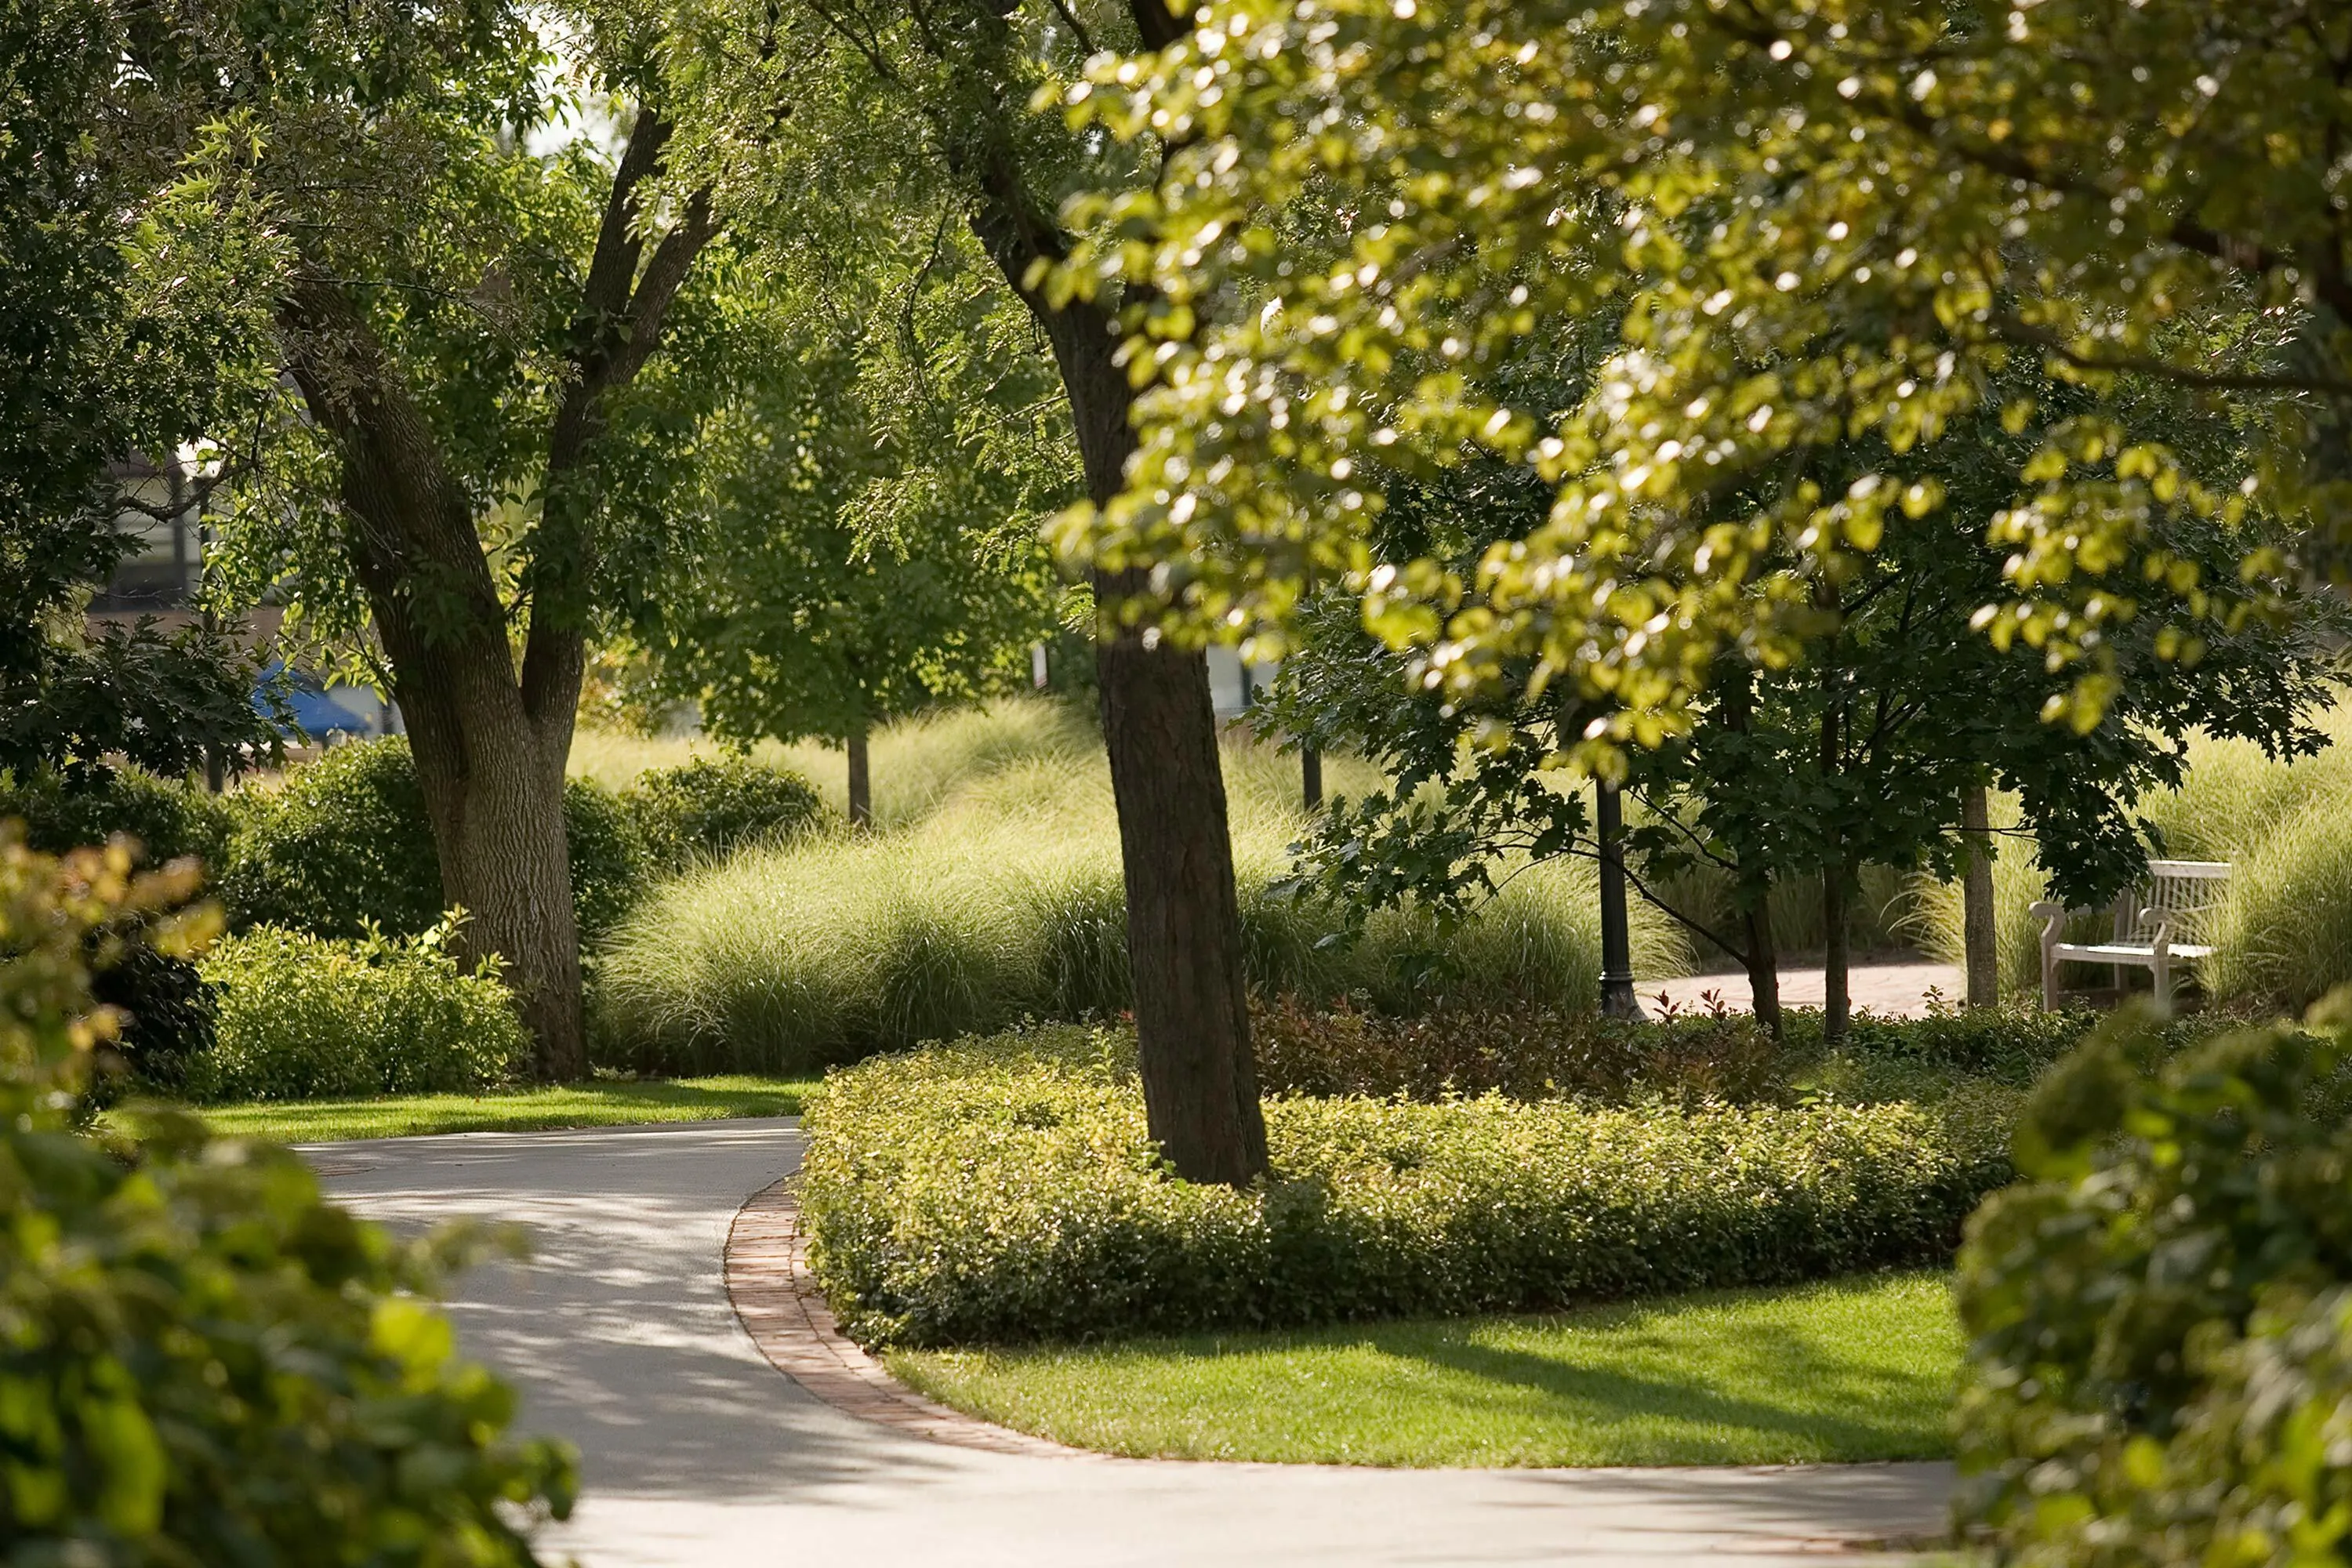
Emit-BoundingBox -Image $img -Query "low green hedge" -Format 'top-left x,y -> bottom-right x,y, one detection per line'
802,1025 -> 2018,1348
1250,995 -> 1784,1103
188,924 -> 530,1102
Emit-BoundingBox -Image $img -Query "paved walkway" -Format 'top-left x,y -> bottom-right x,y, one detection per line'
1641,962 -> 1965,1021
318,1120 -> 1955,1566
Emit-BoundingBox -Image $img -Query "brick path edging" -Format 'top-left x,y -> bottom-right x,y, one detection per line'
723,1178 -> 1100,1458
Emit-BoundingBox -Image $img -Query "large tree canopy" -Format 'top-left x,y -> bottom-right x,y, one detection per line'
120,0 -> 762,1073
1056,0 -> 2344,748
628,230 -> 1073,780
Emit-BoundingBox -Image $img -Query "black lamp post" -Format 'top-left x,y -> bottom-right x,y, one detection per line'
1597,779 -> 1639,1018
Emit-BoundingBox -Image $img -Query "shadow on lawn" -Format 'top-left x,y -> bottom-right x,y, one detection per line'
1388,1310 -> 1952,1461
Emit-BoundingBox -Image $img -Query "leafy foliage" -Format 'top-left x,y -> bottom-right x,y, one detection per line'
1250,995 -> 1784,1104
625,753 -> 824,869
0,0 -> 285,782
0,767 -> 239,872
627,240 -> 1072,753
0,829 -> 572,1563
189,920 -> 532,1102
220,739 -> 646,945
1054,0 -> 2349,743
802,1023 -> 2014,1347
1955,1006 -> 2352,1566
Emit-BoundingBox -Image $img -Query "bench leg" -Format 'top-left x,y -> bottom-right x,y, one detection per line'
2154,949 -> 2172,1014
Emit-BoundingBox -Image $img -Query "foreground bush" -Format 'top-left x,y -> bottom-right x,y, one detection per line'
220,737 -> 645,943
802,1025 -> 2014,1348
188,922 -> 530,1101
1955,1005 -> 2352,1567
0,832 -> 572,1563
626,753 -> 823,868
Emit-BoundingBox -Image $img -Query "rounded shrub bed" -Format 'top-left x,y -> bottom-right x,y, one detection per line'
801,1025 -> 2016,1348
626,753 -> 823,868
189,923 -> 530,1101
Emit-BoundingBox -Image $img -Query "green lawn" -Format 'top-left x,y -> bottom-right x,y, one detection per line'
143,1076 -> 817,1145
887,1271 -> 1962,1467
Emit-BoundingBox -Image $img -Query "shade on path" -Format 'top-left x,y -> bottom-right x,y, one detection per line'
318,1120 -> 1955,1566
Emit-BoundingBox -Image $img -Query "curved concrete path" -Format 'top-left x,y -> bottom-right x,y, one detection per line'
317,1120 -> 1955,1566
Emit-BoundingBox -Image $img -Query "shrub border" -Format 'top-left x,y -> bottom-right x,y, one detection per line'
721,1177 -> 1096,1459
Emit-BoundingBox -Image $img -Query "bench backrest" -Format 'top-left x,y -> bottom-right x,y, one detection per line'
2114,859 -> 2231,942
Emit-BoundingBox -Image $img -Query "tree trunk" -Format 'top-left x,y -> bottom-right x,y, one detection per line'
966,184 -> 1266,1185
846,721 -> 873,832
1098,614 -> 1268,1185
1301,746 -> 1323,812
1962,783 -> 1998,1007
280,277 -> 590,1080
397,662 -> 585,1076
1742,898 -> 1782,1040
1822,868 -> 1851,1044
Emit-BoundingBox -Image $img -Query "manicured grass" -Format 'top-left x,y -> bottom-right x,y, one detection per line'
887,1271 -> 1961,1468
147,1075 -> 816,1144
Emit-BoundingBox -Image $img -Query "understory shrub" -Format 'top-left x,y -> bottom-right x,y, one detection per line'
221,737 -> 647,944
0,832 -> 572,1563
188,922 -> 530,1101
1250,996 -> 1784,1104
801,1025 -> 2015,1348
1,768 -> 241,1087
0,764 -> 240,868
625,753 -> 823,869
1786,1002 -> 2101,1085
1955,1005 -> 2352,1567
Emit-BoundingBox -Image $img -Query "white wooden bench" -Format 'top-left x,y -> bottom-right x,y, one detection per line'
2033,859 -> 2230,1011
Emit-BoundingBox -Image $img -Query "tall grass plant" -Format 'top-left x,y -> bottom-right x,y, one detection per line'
592,714 -> 1679,1073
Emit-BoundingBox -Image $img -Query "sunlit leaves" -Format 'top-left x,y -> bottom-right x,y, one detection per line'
1056,0 -> 2343,736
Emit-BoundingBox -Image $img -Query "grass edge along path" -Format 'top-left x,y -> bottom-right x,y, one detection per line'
887,1271 -> 1961,1468
136,1075 -> 818,1145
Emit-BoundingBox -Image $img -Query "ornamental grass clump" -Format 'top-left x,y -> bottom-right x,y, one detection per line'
800,1025 -> 2015,1348
592,731 -> 1682,1074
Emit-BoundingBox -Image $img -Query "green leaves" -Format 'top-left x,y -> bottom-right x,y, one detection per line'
803,1021 -> 2016,1347
1054,0 -> 2346,740
1955,1005 -> 2352,1566
0,833 -> 573,1566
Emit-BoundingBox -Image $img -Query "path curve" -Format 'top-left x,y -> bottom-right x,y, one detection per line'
318,1118 -> 1954,1566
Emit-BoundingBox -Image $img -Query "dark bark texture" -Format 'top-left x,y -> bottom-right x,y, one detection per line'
965,144 -> 1268,1186
1961,784 -> 1999,1007
846,723 -> 873,831
1822,869 -> 1851,1044
1741,902 -> 1783,1040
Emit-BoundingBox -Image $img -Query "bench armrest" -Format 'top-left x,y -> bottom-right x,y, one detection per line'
2029,899 -> 2069,939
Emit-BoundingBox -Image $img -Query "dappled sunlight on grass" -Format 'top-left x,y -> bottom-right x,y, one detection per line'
887,1272 -> 1959,1467
146,1076 -> 815,1145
